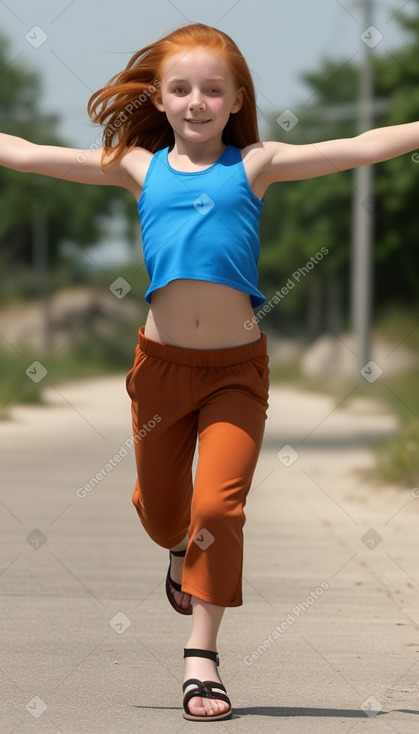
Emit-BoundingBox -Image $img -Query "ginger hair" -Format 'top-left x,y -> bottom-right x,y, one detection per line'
87,22 -> 260,167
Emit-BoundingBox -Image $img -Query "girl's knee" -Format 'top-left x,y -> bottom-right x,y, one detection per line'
132,488 -> 189,548
190,494 -> 245,536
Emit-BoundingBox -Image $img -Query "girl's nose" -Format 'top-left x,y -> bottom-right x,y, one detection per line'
189,91 -> 206,110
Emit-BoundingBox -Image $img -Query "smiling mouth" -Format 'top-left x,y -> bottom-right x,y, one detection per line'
185,119 -> 211,124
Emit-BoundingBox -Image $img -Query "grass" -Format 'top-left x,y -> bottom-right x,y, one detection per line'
0,325 -> 137,419
271,362 -> 419,486
2,290 -> 419,488
0,266 -> 145,418
268,305 -> 419,489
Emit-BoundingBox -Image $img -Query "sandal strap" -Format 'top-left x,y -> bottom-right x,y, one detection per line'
167,551 -> 184,592
183,680 -> 231,712
183,648 -> 219,666
170,548 -> 186,557
167,573 -> 182,592
183,678 -> 227,694
165,551 -> 192,616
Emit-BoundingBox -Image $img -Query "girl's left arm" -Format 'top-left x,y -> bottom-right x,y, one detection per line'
261,121 -> 419,183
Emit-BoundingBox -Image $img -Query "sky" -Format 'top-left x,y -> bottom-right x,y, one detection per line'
0,0 -> 416,266
0,0 -> 416,147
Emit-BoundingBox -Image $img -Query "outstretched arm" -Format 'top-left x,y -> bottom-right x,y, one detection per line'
261,121 -> 419,183
0,132 -> 144,197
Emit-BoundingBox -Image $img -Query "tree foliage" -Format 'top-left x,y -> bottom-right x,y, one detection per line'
0,34 -> 133,293
258,2 -> 419,336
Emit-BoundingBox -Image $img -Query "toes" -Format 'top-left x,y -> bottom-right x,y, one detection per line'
188,697 -> 229,717
203,699 -> 221,716
188,698 -> 206,716
183,594 -> 192,609
203,700 -> 216,716
172,589 -> 191,609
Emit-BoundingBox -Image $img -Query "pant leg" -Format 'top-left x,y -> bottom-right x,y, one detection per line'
126,344 -> 198,550
181,355 -> 269,607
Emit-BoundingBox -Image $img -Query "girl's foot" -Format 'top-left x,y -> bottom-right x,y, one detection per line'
168,551 -> 192,612
183,651 -> 231,718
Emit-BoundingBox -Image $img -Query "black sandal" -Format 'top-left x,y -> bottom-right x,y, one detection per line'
165,549 -> 192,615
182,648 -> 232,721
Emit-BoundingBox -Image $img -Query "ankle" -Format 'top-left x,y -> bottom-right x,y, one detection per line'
170,534 -> 189,553
183,650 -> 221,683
185,640 -> 218,653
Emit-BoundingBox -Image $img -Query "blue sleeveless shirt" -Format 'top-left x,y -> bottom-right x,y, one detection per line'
137,144 -> 265,307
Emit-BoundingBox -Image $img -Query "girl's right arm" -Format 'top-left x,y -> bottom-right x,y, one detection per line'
0,132 -> 143,197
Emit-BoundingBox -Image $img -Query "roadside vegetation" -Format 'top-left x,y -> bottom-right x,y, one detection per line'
269,306 -> 419,488
1,4 -> 419,486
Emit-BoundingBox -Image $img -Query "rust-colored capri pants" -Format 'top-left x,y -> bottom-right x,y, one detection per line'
125,325 -> 269,607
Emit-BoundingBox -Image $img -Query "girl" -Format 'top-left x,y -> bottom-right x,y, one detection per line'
1,21 -> 419,723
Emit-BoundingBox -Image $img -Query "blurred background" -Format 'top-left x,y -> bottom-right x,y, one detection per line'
1,0 -> 419,485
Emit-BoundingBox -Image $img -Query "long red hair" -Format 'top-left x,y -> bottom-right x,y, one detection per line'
87,23 -> 260,167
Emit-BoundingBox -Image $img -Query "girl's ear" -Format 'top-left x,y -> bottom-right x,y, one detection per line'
230,86 -> 244,114
152,91 -> 165,112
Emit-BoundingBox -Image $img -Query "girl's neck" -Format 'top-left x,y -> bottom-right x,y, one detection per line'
169,136 -> 227,166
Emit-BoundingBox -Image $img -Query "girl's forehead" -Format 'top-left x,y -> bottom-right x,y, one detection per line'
161,48 -> 230,80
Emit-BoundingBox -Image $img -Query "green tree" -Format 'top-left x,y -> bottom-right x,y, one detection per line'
0,33 -> 136,299
258,3 -> 419,336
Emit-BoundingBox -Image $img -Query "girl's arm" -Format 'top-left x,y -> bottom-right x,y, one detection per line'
261,121 -> 419,183
0,132 -> 144,196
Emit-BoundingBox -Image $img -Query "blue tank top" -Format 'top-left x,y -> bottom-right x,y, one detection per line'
137,144 -> 265,307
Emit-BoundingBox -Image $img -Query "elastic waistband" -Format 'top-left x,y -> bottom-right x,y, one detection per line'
137,325 -> 267,367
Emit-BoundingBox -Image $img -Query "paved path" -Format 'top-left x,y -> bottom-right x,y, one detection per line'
1,375 -> 419,733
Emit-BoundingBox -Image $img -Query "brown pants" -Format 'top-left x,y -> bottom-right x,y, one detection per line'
125,325 -> 269,607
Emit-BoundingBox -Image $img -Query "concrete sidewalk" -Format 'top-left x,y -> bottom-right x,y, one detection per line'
1,375 -> 419,733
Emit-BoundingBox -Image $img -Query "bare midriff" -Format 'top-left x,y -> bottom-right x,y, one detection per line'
144,279 -> 261,349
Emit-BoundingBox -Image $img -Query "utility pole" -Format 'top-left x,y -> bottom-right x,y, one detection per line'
351,0 -> 375,377
33,214 -> 53,353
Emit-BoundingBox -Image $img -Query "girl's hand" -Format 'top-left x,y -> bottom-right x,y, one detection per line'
259,121 -> 419,184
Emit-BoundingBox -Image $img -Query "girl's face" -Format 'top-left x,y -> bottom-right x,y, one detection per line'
154,47 -> 243,145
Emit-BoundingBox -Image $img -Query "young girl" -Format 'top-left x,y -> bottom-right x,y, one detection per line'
1,21 -> 418,722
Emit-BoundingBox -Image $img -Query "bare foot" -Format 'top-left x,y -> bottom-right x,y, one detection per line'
183,654 -> 230,718
169,552 -> 192,612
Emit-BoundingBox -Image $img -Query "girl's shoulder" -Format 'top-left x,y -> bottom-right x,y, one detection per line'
123,144 -> 155,168
239,141 -> 276,194
240,140 -> 275,163
119,146 -> 155,200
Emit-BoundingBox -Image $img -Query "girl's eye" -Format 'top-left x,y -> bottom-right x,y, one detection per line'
172,87 -> 220,94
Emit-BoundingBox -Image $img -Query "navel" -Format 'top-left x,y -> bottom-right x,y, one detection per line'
195,320 -> 200,328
